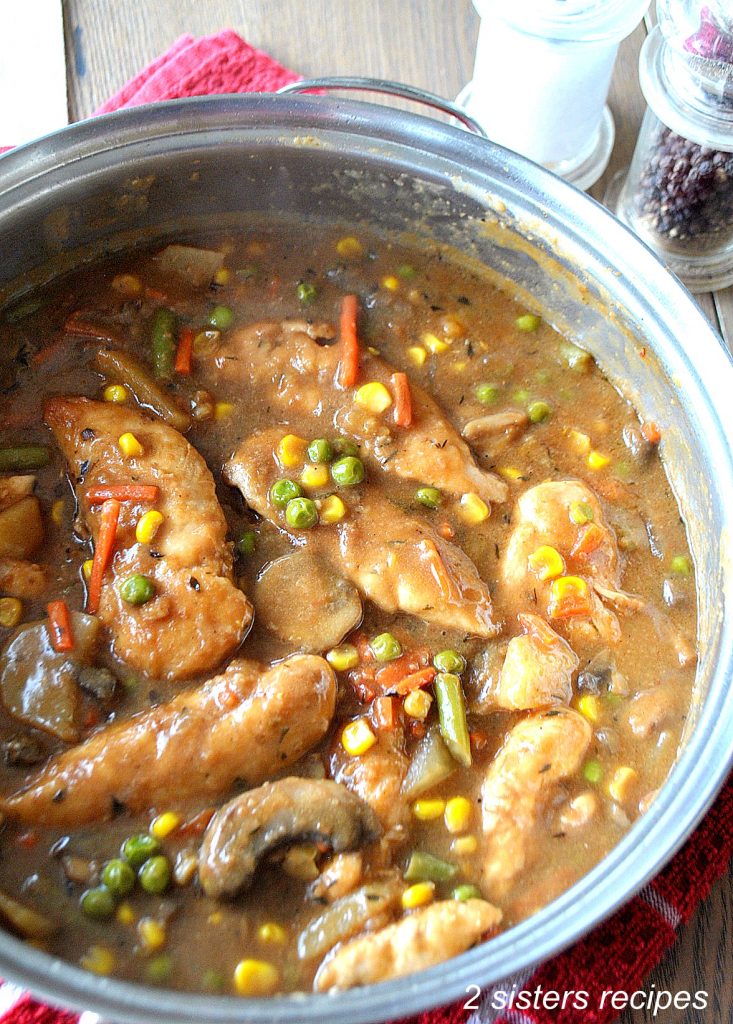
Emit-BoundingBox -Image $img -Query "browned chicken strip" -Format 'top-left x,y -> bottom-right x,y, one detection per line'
225,428 -> 498,638
331,727 -> 410,840
44,398 -> 252,680
213,319 -> 507,506
480,708 -> 591,898
1,655 -> 336,827
313,898 -> 501,991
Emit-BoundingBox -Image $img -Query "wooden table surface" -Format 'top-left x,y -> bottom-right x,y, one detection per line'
61,2 -> 732,1022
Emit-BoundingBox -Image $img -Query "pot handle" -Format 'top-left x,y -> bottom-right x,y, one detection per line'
277,76 -> 487,137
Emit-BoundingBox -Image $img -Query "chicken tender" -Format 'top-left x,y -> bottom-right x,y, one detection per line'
331,728 -> 410,840
44,397 -> 252,680
1,655 -> 336,827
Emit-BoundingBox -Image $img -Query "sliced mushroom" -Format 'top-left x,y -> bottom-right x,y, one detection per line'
198,777 -> 382,899
461,409 -> 528,444
254,550 -> 362,652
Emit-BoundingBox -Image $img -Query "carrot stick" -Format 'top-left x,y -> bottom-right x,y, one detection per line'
641,421 -> 662,445
336,294 -> 360,389
393,666 -> 436,696
86,499 -> 120,614
86,485 -> 159,505
391,371 -> 413,428
47,600 -> 75,653
174,327 -> 195,375
372,695 -> 398,731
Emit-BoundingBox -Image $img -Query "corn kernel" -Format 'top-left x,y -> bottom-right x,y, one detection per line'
422,331 -> 450,354
381,275 -> 400,292
576,694 -> 601,723
276,433 -> 307,468
233,958 -> 279,997
0,597 -> 23,628
341,717 -> 377,756
355,381 -> 393,414
527,545 -> 565,581
301,464 -> 330,490
257,922 -> 288,945
214,268 -> 232,286
116,902 -> 136,925
118,432 -> 143,458
282,844 -> 319,881
207,911 -> 223,925
111,273 -> 142,298
407,346 -> 427,367
451,835 -> 478,856
403,688 -> 433,720
103,384 -> 129,404
319,494 -> 346,524
82,559 -> 94,582
458,492 -> 489,525
138,917 -> 166,951
401,882 -> 435,910
50,499 -> 64,525
335,236 -> 363,259
567,429 -> 591,455
214,401 -> 234,421
608,766 -> 638,805
150,810 -> 181,839
587,450 -> 611,471
80,945 -> 116,976
412,798 -> 446,822
444,796 -> 473,834
136,510 -> 164,545
497,466 -> 523,481
326,643 -> 359,671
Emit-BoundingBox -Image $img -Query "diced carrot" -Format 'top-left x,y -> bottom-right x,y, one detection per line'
337,294 -> 360,389
393,666 -> 437,696
16,830 -> 39,850
174,327 -> 195,375
86,499 -> 120,615
570,522 -> 605,558
86,485 -> 159,505
374,649 -> 430,691
144,287 -> 168,303
178,808 -> 216,838
47,600 -> 74,653
641,421 -> 662,445
391,371 -> 413,428
352,631 -> 375,663
373,695 -> 398,731
438,521 -> 455,540
406,718 -> 427,740
547,576 -> 593,620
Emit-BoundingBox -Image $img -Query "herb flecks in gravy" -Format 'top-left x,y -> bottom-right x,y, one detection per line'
0,228 -> 696,994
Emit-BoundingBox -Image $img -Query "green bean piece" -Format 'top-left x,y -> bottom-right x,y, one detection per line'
331,456 -> 365,487
433,649 -> 466,675
138,855 -> 172,895
285,497 -> 318,530
94,349 -> 191,432
80,886 -> 116,920
208,305 -> 235,331
416,486 -> 442,509
101,858 -> 136,897
270,479 -> 302,508
307,438 -> 334,464
119,574 -> 156,606
150,308 -> 177,380
515,314 -> 542,332
370,632 -> 402,663
147,953 -> 174,984
434,672 -> 472,768
0,446 -> 50,473
4,298 -> 43,323
474,383 -> 499,406
528,400 -> 552,423
121,832 -> 160,868
453,884 -> 483,902
404,850 -> 458,884
296,282 -> 318,305
236,530 -> 257,557
331,437 -> 359,458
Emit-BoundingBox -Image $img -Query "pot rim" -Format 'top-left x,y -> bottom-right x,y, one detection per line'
0,92 -> 732,1024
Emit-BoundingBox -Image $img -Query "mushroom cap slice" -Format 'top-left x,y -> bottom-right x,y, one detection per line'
199,777 -> 382,898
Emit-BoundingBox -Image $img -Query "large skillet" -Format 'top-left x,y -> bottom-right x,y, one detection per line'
0,91 -> 732,1024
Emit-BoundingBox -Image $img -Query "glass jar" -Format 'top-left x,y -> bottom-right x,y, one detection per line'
614,1 -> 733,291
457,0 -> 650,190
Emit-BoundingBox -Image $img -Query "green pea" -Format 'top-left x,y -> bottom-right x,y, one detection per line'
535,368 -> 552,384
208,305 -> 235,330
433,649 -> 466,674
396,264 -> 416,280
147,953 -> 174,984
370,632 -> 402,663
515,314 -> 541,332
101,858 -> 136,897
512,388 -> 531,404
452,884 -> 483,902
475,383 -> 499,406
307,438 -> 334,464
285,497 -> 318,530
80,886 -> 116,920
583,759 -> 603,784
202,968 -> 226,993
671,555 -> 692,578
528,400 -> 552,423
138,855 -> 171,895
236,530 -> 257,557
121,832 -> 161,868
331,456 -> 365,487
270,478 -> 302,508
331,437 -> 359,458
416,486 -> 441,509
119,574 -> 155,606
296,282 -> 318,305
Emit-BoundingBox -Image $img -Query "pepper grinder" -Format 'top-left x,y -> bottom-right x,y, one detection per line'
613,1 -> 733,291
457,0 -> 650,191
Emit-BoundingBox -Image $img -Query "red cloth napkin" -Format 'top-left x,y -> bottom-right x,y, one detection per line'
1,31 -> 732,1024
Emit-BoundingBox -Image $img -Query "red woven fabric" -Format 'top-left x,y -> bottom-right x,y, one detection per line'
0,30 -> 731,1024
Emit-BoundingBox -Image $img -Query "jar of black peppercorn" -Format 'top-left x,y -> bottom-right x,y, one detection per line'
614,1 -> 733,291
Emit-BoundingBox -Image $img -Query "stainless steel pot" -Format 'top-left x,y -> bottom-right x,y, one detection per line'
0,91 -> 732,1024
